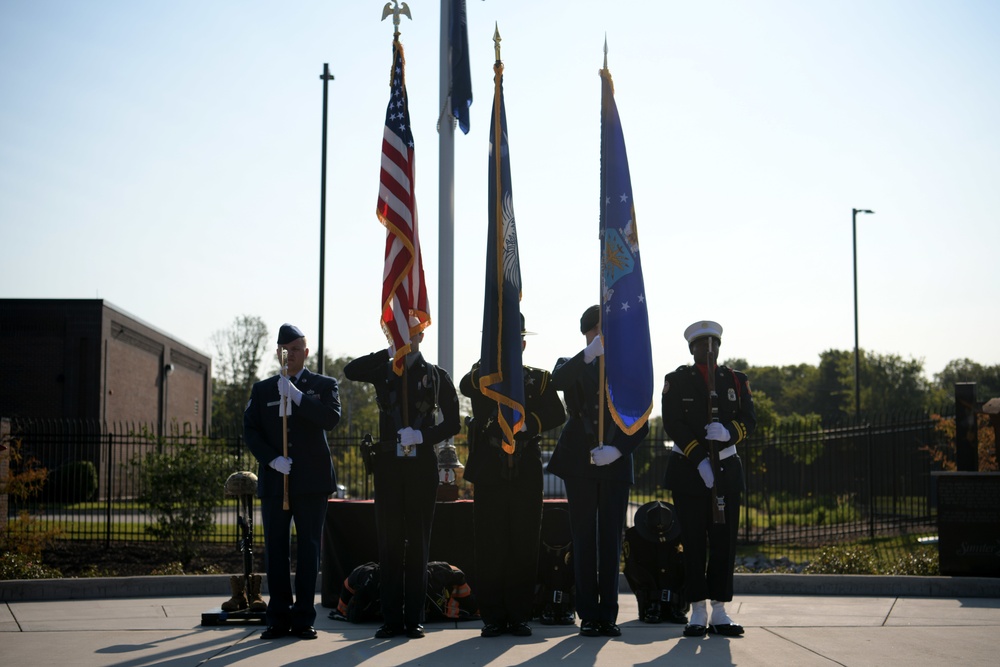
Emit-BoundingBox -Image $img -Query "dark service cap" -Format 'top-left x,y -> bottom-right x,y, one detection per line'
277,323 -> 305,345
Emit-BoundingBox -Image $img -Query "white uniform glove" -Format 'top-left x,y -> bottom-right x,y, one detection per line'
697,458 -> 715,488
277,375 -> 303,406
590,445 -> 622,466
269,456 -> 293,475
583,335 -> 605,363
705,422 -> 730,442
397,427 -> 424,447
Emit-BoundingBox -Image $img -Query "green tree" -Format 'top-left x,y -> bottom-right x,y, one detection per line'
211,315 -> 269,429
934,359 -> 1000,401
324,354 -> 379,436
815,349 -> 853,420
862,352 -> 931,414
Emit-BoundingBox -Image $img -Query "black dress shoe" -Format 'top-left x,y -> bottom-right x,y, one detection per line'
481,623 -> 506,637
375,624 -> 401,639
599,621 -> 621,637
405,625 -> 425,639
708,623 -> 744,636
260,626 -> 289,639
579,620 -> 601,637
666,611 -> 689,625
291,626 -> 318,639
683,623 -> 708,637
508,622 -> 532,637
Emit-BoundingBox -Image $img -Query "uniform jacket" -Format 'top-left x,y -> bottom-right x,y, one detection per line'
661,364 -> 755,464
661,363 -> 756,494
243,368 -> 341,498
459,361 -> 566,485
343,349 -> 461,461
546,351 -> 649,483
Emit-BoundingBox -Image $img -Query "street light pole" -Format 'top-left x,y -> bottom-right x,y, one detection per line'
852,207 -> 874,418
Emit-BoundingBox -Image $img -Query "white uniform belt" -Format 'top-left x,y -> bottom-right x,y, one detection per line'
671,444 -> 737,460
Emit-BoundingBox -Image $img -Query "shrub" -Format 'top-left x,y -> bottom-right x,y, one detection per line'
44,460 -> 98,503
0,551 -> 62,580
804,545 -> 880,574
134,439 -> 231,564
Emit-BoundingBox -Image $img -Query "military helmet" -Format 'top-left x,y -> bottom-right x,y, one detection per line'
634,500 -> 681,544
224,471 -> 259,497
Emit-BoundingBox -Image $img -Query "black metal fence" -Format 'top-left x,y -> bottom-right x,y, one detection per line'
1,411 -> 954,549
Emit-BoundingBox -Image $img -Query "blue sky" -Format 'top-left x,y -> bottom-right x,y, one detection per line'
3,1 -> 999,411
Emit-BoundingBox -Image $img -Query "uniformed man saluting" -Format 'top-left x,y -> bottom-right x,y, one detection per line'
344,327 -> 461,640
460,314 -> 566,638
662,320 -> 756,638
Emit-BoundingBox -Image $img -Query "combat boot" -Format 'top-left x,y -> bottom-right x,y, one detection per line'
247,574 -> 267,612
222,575 -> 248,611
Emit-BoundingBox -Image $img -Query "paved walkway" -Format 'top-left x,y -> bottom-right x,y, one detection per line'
3,575 -> 1000,666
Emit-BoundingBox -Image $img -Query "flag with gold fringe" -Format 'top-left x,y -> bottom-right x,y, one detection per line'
376,36 -> 430,375
599,59 -> 653,434
477,50 -> 525,454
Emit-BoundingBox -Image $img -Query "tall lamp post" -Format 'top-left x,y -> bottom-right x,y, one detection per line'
852,208 -> 874,417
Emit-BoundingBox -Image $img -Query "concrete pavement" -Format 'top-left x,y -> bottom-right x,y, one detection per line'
3,575 -> 1000,666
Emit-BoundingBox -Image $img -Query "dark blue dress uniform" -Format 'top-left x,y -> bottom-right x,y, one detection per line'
344,349 -> 461,634
661,362 -> 755,604
244,367 -> 341,631
460,362 -> 566,632
547,350 -> 649,628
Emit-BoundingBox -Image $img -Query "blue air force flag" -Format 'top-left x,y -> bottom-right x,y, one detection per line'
599,65 -> 654,435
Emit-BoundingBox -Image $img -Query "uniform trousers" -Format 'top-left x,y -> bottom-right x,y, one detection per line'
671,462 -> 742,603
260,492 -> 328,629
373,455 -> 438,629
563,476 -> 630,623
472,461 -> 543,626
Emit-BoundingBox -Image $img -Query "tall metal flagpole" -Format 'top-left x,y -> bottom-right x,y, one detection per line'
438,0 -> 455,375
318,63 -> 334,375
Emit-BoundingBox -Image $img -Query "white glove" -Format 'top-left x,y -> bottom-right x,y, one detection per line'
590,445 -> 622,466
397,427 -> 424,447
277,375 -> 303,406
583,335 -> 604,363
697,458 -> 715,489
269,456 -> 293,475
705,422 -> 730,442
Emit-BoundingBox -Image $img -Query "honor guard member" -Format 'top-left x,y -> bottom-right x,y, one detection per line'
344,327 -> 461,640
460,314 -> 566,638
662,320 -> 756,637
244,324 -> 342,640
548,305 -> 649,637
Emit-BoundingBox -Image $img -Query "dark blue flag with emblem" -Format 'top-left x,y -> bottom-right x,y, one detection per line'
477,52 -> 525,454
599,58 -> 653,435
450,0 -> 472,134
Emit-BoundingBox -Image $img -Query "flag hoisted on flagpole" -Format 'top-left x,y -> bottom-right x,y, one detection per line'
449,0 -> 473,134
599,53 -> 654,435
477,30 -> 525,454
376,36 -> 430,376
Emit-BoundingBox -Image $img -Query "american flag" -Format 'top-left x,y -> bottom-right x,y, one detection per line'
376,38 -> 429,375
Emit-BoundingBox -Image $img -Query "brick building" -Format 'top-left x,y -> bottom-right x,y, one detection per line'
0,299 -> 212,434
